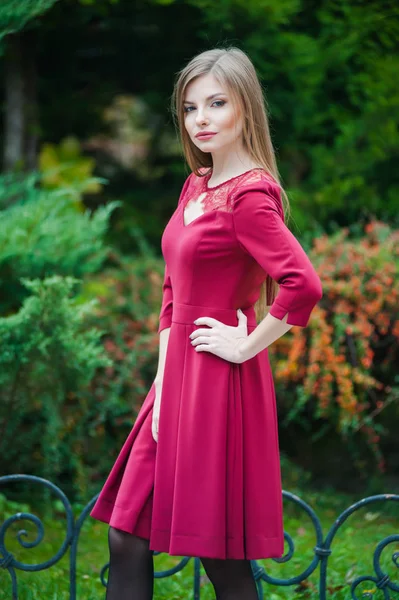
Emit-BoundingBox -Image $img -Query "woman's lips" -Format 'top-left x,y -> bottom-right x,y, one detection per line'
196,133 -> 217,140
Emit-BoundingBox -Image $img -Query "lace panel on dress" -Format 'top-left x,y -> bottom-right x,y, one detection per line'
182,168 -> 278,220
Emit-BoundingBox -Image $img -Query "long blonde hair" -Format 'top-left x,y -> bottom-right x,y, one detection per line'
171,46 -> 291,323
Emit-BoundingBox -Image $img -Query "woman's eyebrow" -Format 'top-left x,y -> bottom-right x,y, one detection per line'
183,93 -> 227,105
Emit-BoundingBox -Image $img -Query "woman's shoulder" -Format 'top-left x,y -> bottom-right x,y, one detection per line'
230,169 -> 284,217
232,168 -> 281,196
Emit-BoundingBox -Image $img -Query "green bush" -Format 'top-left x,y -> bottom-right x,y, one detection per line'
272,220 -> 399,489
0,172 -> 119,500
72,252 -> 166,497
0,276 -> 110,487
0,172 -> 117,314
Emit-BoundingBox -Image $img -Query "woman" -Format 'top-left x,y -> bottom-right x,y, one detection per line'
90,46 -> 323,599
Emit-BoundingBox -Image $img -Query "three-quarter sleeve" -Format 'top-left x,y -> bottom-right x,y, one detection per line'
157,172 -> 192,334
232,181 -> 322,327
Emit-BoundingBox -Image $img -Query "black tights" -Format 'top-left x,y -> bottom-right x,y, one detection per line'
105,527 -> 154,599
105,526 -> 258,599
201,557 -> 259,600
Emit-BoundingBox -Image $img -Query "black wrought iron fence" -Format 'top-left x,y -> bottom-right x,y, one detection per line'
0,475 -> 398,599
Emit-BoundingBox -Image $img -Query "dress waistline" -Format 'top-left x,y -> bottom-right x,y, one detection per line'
172,302 -> 257,327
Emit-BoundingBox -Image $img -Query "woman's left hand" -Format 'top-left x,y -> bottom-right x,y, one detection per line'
189,309 -> 249,364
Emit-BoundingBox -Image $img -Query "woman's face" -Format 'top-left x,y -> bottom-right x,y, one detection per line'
183,73 -> 243,156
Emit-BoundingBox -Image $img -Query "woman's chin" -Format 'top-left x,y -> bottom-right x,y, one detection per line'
196,140 -> 221,152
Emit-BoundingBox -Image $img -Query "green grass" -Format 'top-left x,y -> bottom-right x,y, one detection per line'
0,489 -> 398,599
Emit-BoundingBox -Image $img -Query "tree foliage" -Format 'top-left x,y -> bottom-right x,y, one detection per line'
186,0 -> 399,229
15,0 -> 395,236
39,135 -> 104,198
0,0 -> 60,40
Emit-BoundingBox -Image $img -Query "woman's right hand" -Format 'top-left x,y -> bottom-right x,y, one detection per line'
152,379 -> 163,442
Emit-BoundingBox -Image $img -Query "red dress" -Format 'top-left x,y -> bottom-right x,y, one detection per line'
90,167 -> 323,560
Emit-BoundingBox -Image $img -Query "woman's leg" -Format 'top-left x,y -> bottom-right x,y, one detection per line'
105,526 -> 154,600
200,557 -> 258,600
201,558 -> 258,600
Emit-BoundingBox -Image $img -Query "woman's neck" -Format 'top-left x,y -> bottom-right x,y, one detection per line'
208,155 -> 262,186
210,144 -> 261,178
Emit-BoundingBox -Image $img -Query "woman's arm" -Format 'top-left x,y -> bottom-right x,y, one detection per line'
155,172 -> 193,376
239,312 -> 293,361
156,266 -> 173,381
158,264 -> 174,334
155,327 -> 171,382
232,181 -> 322,360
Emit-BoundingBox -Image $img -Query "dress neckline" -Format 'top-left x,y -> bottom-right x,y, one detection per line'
205,167 -> 265,190
181,167 -> 267,228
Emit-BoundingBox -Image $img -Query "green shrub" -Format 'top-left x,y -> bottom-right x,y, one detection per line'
0,276 -> 110,490
272,220 -> 399,488
74,252 -> 165,497
0,172 -> 118,501
0,172 -> 117,314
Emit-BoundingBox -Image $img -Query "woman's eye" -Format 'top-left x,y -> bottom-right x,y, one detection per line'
183,100 -> 226,113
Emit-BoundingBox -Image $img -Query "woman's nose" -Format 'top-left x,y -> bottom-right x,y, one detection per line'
196,108 -> 209,125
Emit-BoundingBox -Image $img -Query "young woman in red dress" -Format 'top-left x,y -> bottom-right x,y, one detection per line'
90,46 -> 323,599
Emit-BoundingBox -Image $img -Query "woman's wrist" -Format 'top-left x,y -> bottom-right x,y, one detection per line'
237,337 -> 257,362
232,337 -> 253,363
238,313 -> 293,362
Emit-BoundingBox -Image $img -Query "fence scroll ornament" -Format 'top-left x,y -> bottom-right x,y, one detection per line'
0,475 -> 398,599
